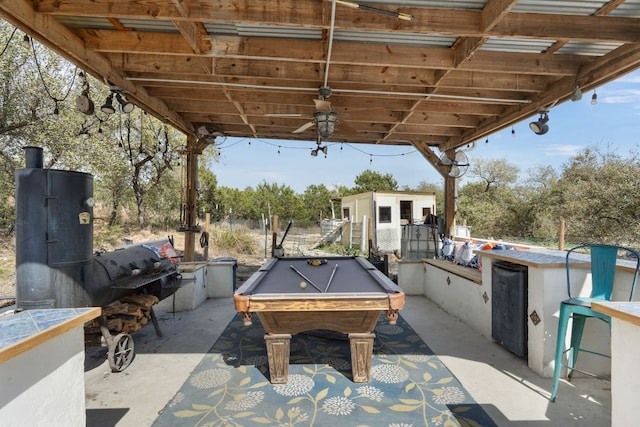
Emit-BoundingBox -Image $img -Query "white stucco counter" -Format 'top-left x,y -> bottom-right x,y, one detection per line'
0,307 -> 100,426
398,248 -> 637,378
593,302 -> 640,427
480,249 -> 636,378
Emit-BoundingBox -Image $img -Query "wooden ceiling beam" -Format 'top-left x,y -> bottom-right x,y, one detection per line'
82,30 -> 591,76
441,43 -> 640,151
35,1 -> 640,44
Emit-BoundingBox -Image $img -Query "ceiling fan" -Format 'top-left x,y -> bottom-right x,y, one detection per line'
266,87 -> 359,140
439,150 -> 470,178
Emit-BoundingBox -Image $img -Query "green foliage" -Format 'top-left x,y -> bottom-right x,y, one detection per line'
301,184 -> 334,224
350,169 -> 398,194
94,224 -> 125,248
209,227 -> 257,255
556,147 -> 640,244
315,243 -> 363,256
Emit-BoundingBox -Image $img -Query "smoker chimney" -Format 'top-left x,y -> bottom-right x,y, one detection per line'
24,146 -> 43,169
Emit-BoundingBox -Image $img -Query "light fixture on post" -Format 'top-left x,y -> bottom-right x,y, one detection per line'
529,110 -> 550,135
591,90 -> 598,105
570,85 -> 582,102
310,144 -> 329,158
314,110 -> 338,139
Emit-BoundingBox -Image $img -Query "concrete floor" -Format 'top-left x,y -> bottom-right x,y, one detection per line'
84,296 -> 611,426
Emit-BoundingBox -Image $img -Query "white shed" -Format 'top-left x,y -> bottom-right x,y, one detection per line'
340,191 -> 437,253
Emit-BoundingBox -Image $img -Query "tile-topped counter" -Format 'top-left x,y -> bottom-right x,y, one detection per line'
0,307 -> 100,426
478,248 -> 578,268
0,307 -> 100,363
593,301 -> 640,325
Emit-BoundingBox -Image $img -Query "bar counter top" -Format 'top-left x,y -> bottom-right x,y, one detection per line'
592,302 -> 640,327
0,307 -> 100,364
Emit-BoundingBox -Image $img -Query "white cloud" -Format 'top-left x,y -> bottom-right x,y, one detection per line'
602,89 -> 640,104
544,144 -> 582,157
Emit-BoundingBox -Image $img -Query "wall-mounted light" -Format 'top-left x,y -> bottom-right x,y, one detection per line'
570,85 -> 582,102
101,91 -> 135,114
100,94 -> 116,114
591,90 -> 598,105
529,110 -> 550,135
116,93 -> 134,113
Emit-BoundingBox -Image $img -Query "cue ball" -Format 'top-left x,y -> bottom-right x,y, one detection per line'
299,281 -> 307,289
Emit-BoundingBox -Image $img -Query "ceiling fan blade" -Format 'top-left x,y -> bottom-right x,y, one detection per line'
337,120 -> 359,136
313,99 -> 332,112
293,121 -> 315,134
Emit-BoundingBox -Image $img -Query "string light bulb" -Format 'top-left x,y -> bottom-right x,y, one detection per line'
22,34 -> 30,48
591,90 -> 598,105
511,127 -> 516,137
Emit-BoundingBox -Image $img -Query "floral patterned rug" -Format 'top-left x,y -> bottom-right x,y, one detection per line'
153,313 -> 497,427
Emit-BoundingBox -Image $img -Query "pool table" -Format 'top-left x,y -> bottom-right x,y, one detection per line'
233,256 -> 405,383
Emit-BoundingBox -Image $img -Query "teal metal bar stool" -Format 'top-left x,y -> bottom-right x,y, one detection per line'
550,244 -> 640,402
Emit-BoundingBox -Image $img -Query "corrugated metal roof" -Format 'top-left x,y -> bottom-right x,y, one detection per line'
512,1 -> 608,15
555,41 -> 624,55
606,0 -> 640,17
347,0 -> 486,9
480,38 -> 554,54
333,30 -> 455,47
54,16 -> 113,30
235,24 -> 320,39
117,19 -> 178,33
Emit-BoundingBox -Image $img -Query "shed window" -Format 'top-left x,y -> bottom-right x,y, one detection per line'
379,206 -> 392,223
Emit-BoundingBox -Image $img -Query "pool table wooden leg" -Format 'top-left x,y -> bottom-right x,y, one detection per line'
386,309 -> 399,325
349,332 -> 375,383
264,333 -> 292,384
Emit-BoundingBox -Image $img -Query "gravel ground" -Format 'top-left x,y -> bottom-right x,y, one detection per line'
0,227 -> 337,301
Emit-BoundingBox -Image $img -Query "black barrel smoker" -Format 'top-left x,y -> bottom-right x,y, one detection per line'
15,147 -> 182,371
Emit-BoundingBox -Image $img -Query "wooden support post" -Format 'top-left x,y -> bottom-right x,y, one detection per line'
444,175 -> 457,238
361,215 -> 367,252
183,144 -> 199,262
367,216 -> 374,256
271,215 -> 279,257
203,213 -> 210,260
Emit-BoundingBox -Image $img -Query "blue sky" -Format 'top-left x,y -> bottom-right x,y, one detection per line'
207,70 -> 640,193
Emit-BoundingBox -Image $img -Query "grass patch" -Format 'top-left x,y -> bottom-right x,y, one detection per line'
315,243 -> 363,256
209,227 -> 257,255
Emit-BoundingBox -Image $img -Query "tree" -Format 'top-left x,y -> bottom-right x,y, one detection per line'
301,184 -> 334,225
252,181 -> 303,223
0,23 -> 96,229
197,164 -> 219,220
557,146 -> 640,244
457,158 -> 520,238
112,113 -> 182,228
468,157 -> 519,193
352,169 -> 398,193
